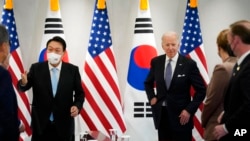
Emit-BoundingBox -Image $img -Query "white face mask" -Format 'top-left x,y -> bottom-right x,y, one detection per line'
47,52 -> 62,65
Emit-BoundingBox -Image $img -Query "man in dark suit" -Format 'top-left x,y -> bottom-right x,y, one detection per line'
0,24 -> 25,140
213,20 -> 250,140
17,36 -> 85,141
144,31 -> 206,141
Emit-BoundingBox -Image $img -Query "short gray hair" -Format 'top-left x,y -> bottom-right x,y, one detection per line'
0,24 -> 9,45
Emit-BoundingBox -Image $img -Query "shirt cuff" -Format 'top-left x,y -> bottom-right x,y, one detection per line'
20,82 -> 27,86
223,124 -> 229,133
19,120 -> 23,128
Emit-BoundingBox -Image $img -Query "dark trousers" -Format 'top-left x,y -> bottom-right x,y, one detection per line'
31,121 -> 74,141
0,127 -> 19,141
158,107 -> 192,141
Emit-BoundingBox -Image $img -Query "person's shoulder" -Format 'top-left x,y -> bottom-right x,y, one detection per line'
62,62 -> 78,69
0,66 -> 8,75
31,61 -> 47,66
0,66 -> 11,81
213,64 -> 227,73
216,57 -> 237,69
152,54 -> 165,61
30,61 -> 48,69
178,54 -> 196,64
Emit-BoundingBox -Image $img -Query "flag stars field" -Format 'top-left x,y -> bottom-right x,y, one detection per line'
80,0 -> 126,137
180,1 -> 210,140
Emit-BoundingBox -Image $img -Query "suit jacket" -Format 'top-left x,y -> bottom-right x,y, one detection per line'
220,54 -> 250,140
0,66 -> 20,140
201,57 -> 236,141
17,61 -> 84,139
144,54 -> 206,131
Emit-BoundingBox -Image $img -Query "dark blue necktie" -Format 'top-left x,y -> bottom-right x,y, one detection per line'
165,59 -> 172,89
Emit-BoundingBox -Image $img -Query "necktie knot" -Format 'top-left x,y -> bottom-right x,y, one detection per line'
52,67 -> 57,73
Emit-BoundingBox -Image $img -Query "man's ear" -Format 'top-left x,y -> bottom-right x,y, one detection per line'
234,35 -> 241,44
0,42 -> 7,52
61,51 -> 65,57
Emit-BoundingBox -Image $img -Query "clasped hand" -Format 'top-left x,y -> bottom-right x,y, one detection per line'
70,106 -> 79,117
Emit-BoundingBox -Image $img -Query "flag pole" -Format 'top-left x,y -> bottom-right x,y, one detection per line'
97,0 -> 106,9
190,0 -> 198,8
140,0 -> 148,10
50,0 -> 60,11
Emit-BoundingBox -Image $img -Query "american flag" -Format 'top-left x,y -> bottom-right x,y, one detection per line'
80,0 -> 126,137
1,0 -> 32,140
180,0 -> 209,140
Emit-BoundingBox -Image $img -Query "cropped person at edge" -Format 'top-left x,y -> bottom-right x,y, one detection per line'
201,29 -> 236,141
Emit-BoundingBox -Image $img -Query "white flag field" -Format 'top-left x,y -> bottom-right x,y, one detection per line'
38,0 -> 68,62
123,0 -> 158,140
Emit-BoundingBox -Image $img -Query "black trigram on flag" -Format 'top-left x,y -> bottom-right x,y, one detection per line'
44,18 -> 64,34
39,0 -> 69,62
134,18 -> 153,34
133,102 -> 152,118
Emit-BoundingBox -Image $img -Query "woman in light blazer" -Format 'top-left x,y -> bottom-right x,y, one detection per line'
201,29 -> 236,141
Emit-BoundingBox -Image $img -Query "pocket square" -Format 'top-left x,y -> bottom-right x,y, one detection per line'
177,74 -> 185,77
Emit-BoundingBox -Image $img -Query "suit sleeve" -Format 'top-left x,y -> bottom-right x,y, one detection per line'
144,58 -> 156,102
17,64 -> 34,92
73,66 -> 84,112
185,60 -> 206,115
201,65 -> 229,127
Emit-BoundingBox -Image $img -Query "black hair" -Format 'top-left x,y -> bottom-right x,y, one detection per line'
46,36 -> 66,51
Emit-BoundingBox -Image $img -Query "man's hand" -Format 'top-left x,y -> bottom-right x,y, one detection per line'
179,109 -> 190,125
150,97 -> 157,105
70,106 -> 79,117
213,124 -> 228,140
19,123 -> 25,133
20,71 -> 28,85
217,111 -> 224,123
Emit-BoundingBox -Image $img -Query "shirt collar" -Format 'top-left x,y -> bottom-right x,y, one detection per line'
166,53 -> 179,62
237,50 -> 250,65
48,61 -> 62,71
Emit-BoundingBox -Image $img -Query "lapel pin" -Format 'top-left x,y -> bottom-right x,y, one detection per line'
237,66 -> 240,71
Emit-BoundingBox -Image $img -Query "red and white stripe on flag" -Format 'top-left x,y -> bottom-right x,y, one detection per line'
80,0 -> 126,137
1,0 -> 32,140
180,0 -> 210,140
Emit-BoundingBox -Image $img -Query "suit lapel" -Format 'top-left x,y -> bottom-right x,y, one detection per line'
170,55 -> 185,88
233,54 -> 250,77
158,55 -> 166,83
56,62 -> 66,97
41,62 -> 54,97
